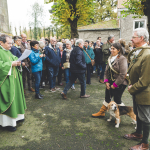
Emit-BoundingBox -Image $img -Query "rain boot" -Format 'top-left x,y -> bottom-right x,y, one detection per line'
92,101 -> 108,118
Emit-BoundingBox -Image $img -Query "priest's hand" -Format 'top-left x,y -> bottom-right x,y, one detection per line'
17,61 -> 21,66
12,61 -> 21,67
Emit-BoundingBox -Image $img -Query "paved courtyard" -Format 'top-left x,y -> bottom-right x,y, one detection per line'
0,74 -> 147,150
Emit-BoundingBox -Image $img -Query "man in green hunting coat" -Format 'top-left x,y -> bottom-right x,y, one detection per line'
124,28 -> 150,150
0,34 -> 26,132
100,35 -> 114,83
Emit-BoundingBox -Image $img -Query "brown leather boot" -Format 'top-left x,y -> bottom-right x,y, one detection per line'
124,132 -> 143,140
61,92 -> 67,99
99,79 -> 104,84
29,87 -> 35,92
92,104 -> 107,118
129,143 -> 149,150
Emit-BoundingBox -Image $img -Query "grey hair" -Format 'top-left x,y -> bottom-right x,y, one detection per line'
0,34 -> 11,43
108,35 -> 114,41
13,36 -> 22,42
66,41 -> 71,46
56,42 -> 63,48
75,39 -> 83,46
39,41 -> 45,49
65,39 -> 69,42
134,28 -> 149,42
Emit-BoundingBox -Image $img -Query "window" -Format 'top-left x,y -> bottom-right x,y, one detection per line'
134,20 -> 146,30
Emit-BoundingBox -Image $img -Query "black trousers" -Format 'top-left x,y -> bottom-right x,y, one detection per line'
86,64 -> 92,84
22,67 -> 32,89
41,69 -> 46,83
105,83 -> 126,104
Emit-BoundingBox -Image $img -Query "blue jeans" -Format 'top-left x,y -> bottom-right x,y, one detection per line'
93,64 -> 96,71
33,71 -> 42,94
100,62 -> 106,79
65,68 -> 74,86
63,73 -> 86,96
48,66 -> 59,89
97,63 -> 102,77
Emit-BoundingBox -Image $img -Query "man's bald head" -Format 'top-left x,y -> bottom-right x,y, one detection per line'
50,37 -> 56,46
21,33 -> 27,42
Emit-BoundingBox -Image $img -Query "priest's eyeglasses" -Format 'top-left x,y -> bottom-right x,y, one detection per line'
132,36 -> 139,39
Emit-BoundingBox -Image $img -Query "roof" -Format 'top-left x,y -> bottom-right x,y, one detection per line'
78,19 -> 119,31
117,0 -> 127,9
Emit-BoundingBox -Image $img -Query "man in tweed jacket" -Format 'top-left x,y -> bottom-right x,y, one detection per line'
124,28 -> 150,150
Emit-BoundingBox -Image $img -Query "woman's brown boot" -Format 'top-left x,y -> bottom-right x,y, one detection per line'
92,101 -> 108,118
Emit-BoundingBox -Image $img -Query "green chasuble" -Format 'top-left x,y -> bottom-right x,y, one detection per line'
0,46 -> 26,118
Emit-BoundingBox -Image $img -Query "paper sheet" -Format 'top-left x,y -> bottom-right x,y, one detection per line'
17,49 -> 32,61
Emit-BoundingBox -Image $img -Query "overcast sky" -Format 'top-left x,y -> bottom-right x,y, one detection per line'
7,0 -> 53,35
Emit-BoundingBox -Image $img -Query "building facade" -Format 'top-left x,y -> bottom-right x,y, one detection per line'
78,0 -> 148,44
118,0 -> 147,43
0,0 -> 9,33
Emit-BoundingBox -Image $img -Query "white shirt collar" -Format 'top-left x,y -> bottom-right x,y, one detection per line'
110,54 -> 118,63
134,43 -> 147,56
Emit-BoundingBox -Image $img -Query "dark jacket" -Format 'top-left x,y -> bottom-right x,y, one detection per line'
45,46 -> 61,67
20,42 -> 31,67
70,46 -> 86,73
63,43 -> 66,50
95,47 -> 103,64
102,41 -> 111,63
94,42 -> 103,49
10,46 -> 22,58
62,50 -> 67,66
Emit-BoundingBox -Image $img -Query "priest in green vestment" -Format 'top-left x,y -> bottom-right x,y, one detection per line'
0,34 -> 26,132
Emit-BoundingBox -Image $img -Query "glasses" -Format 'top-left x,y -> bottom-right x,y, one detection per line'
6,42 -> 13,45
132,36 -> 139,39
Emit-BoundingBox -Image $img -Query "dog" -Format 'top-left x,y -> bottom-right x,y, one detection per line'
107,101 -> 136,128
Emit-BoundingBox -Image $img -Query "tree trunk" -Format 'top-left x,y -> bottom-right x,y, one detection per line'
70,18 -> 79,39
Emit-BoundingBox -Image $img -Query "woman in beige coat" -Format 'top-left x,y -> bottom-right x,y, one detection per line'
92,43 -> 128,118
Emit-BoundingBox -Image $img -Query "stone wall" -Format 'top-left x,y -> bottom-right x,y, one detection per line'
78,29 -> 120,43
78,12 -> 148,44
0,0 -> 9,33
118,10 -> 147,44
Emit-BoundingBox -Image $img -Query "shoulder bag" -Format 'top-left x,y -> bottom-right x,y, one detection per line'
83,48 -> 95,66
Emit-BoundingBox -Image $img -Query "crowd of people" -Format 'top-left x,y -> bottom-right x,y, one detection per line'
1,27 -> 150,150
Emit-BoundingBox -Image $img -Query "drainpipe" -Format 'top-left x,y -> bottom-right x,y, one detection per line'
118,9 -> 121,39
119,28 -> 121,39
119,11 -> 121,39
